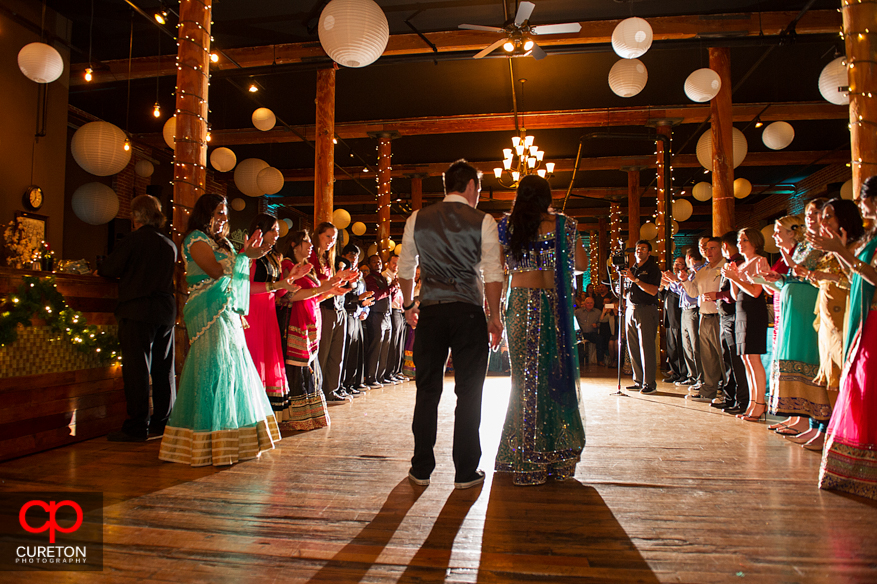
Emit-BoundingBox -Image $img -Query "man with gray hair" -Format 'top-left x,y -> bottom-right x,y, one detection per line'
99,194 -> 177,441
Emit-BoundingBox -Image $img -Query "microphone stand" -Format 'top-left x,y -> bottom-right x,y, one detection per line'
608,262 -> 629,397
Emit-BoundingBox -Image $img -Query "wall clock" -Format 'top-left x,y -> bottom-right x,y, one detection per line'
23,185 -> 43,211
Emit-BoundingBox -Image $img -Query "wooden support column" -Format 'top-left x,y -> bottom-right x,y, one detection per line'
589,231 -> 598,286
656,123 -> 672,269
377,134 -> 393,259
609,202 -> 621,253
710,47 -> 735,236
623,167 -> 642,249
843,0 -> 877,194
598,217 -> 608,281
314,68 -> 335,227
405,173 -> 426,210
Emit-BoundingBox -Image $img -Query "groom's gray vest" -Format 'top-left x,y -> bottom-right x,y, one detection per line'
414,201 -> 484,307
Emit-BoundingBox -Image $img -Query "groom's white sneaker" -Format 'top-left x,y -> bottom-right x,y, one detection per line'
454,470 -> 485,490
408,470 -> 430,486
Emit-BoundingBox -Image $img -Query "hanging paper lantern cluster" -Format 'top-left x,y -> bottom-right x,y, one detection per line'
71,121 -> 132,176
318,0 -> 389,68
611,17 -> 652,59
210,147 -> 237,172
684,68 -> 722,102
162,117 -> 176,150
696,128 -> 748,170
257,166 -> 284,195
234,158 -> 269,197
673,199 -> 693,222
332,208 -> 352,229
734,178 -> 752,199
692,182 -> 712,201
762,225 -> 780,253
818,56 -> 849,106
252,108 -> 276,131
762,121 -> 795,150
72,183 -> 120,225
608,59 -> 648,98
18,42 -> 64,83
230,198 -> 246,211
134,160 -> 154,178
351,221 -> 367,236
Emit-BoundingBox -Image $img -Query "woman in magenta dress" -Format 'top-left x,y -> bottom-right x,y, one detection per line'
815,176 -> 877,500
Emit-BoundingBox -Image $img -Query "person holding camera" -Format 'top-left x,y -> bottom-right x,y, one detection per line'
622,240 -> 663,394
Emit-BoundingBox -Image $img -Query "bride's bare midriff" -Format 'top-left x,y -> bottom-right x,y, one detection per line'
510,215 -> 556,289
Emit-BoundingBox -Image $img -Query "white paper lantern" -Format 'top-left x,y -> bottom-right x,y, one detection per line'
366,243 -> 378,257
840,179 -> 854,200
340,229 -> 350,247
641,222 -> 658,240
332,208 -> 352,229
162,117 -> 176,150
692,182 -> 712,201
608,59 -> 648,98
283,218 -> 294,228
386,239 -> 396,251
230,198 -> 246,211
762,225 -> 779,254
696,128 -> 748,170
611,17 -> 652,59
72,182 -> 119,225
18,42 -> 64,83
210,147 -> 237,172
351,221 -> 367,236
234,158 -> 270,197
318,0 -> 389,68
278,221 -> 289,237
684,68 -> 722,102
394,244 -> 402,256
671,220 -> 680,235
257,166 -> 284,195
734,178 -> 752,199
71,121 -> 132,176
673,199 -> 693,222
134,160 -> 154,177
762,121 -> 795,150
252,108 -> 276,131
818,56 -> 849,106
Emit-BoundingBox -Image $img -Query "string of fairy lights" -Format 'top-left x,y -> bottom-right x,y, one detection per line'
609,203 -> 621,251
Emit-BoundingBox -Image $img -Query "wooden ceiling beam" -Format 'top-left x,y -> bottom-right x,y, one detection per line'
72,11 -> 840,85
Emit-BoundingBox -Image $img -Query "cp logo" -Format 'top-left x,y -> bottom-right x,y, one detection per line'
19,500 -> 83,543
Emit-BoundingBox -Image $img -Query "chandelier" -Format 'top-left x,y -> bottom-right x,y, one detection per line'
493,130 -> 555,189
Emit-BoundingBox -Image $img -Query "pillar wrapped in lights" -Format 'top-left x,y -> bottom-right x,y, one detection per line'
842,0 -> 877,194
377,134 -> 392,257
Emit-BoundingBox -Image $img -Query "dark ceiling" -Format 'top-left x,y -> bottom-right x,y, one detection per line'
46,0 -> 851,235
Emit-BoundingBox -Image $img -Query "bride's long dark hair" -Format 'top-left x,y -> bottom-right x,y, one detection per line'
508,174 -> 553,260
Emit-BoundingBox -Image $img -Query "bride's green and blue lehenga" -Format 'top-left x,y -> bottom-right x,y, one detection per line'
159,230 -> 280,467
495,214 -> 586,486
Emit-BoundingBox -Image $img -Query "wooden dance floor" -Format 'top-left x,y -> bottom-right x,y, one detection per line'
2,368 -> 876,583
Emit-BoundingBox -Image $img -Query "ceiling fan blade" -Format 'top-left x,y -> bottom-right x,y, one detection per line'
514,1 -> 535,27
531,22 -> 582,35
474,38 -> 507,59
529,42 -> 547,60
459,24 -> 505,33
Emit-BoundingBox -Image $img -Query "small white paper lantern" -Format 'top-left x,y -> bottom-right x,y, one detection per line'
210,147 -> 237,172
640,222 -> 658,240
162,117 -> 176,150
684,68 -> 722,102
762,121 -> 795,150
696,128 -> 748,170
351,221 -> 367,236
252,108 -> 276,131
318,0 -> 389,68
332,208 -> 352,229
230,198 -> 246,211
692,182 -> 713,201
673,199 -> 693,222
840,179 -> 854,200
71,121 -> 132,176
257,166 -> 284,195
283,218 -> 294,228
818,56 -> 849,106
234,158 -> 270,197
734,178 -> 752,199
762,225 -> 779,254
611,17 -> 652,59
18,42 -> 64,83
134,160 -> 154,178
608,59 -> 648,98
72,182 -> 119,225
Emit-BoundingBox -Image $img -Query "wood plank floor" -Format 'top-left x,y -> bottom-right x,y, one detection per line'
2,367 -> 876,583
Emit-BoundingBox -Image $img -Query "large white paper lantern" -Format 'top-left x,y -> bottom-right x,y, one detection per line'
234,158 -> 270,197
71,121 -> 132,176
230,198 -> 246,211
332,208 -> 352,229
818,56 -> 849,106
608,59 -> 648,98
734,178 -> 752,199
210,147 -> 237,172
696,128 -> 748,170
162,117 -> 176,149
72,182 -> 119,225
351,221 -> 367,236
318,0 -> 389,68
278,221 -> 289,237
366,242 -> 378,257
18,42 -> 64,83
684,68 -> 722,102
252,108 -> 276,131
762,121 -> 795,150
692,182 -> 712,201
257,166 -> 284,195
340,229 -> 350,247
762,225 -> 779,253
640,222 -> 658,240
134,160 -> 154,177
840,179 -> 854,200
673,198 -> 693,222
611,17 -> 652,59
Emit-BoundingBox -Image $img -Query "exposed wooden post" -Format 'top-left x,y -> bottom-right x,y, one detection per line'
842,1 -> 877,194
377,134 -> 393,259
405,173 -> 426,210
598,217 -> 608,281
656,123 -> 672,269
609,202 -> 621,253
623,168 -> 642,249
589,230 -> 598,286
314,68 -> 335,227
710,47 -> 735,236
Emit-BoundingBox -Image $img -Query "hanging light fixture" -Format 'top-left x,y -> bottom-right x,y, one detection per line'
154,11 -> 167,25
492,79 -> 554,188
153,102 -> 161,118
754,117 -> 764,128
84,67 -> 93,82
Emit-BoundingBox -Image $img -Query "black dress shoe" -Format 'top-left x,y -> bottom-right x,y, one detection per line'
723,405 -> 744,414
662,375 -> 679,383
347,387 -> 362,396
710,401 -> 729,409
626,384 -> 642,390
326,391 -> 350,404
107,431 -> 147,442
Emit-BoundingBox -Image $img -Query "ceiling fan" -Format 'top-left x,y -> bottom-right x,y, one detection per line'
459,1 -> 582,60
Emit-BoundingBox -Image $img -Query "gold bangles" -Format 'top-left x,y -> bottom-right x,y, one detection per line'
266,282 -> 275,292
853,259 -> 869,274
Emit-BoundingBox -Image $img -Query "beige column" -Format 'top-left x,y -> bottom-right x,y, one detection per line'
710,47 -> 734,236
314,68 -> 335,226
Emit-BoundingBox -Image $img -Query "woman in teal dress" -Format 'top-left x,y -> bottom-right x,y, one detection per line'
494,175 -> 588,486
159,194 -> 281,467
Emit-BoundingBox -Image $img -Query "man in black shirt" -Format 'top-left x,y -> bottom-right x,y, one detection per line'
98,195 -> 177,441
622,240 -> 663,394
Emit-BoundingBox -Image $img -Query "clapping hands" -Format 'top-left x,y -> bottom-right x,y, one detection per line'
242,229 -> 267,259
807,223 -> 847,254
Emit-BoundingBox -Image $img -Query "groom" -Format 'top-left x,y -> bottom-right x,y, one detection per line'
397,159 -> 504,489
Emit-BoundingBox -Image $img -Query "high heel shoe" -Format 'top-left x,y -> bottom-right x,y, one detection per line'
741,402 -> 766,422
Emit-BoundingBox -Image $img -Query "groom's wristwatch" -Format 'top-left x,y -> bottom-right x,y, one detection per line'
403,301 -> 416,311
